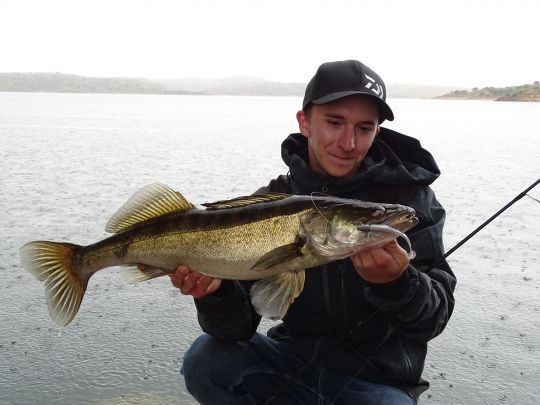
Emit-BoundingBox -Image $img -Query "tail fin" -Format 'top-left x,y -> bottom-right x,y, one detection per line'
20,241 -> 88,327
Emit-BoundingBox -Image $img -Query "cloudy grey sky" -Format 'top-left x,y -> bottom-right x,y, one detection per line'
2,0 -> 539,87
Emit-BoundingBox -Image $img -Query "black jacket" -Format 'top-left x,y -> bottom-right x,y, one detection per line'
194,128 -> 456,397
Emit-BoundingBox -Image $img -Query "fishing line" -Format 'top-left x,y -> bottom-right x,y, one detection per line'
327,328 -> 393,405
431,177 -> 540,268
526,193 -> 540,204
260,178 -> 539,404
309,192 -> 334,230
258,311 -> 379,405
309,192 -> 356,247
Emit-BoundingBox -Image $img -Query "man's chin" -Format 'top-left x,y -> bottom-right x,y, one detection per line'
327,165 -> 358,182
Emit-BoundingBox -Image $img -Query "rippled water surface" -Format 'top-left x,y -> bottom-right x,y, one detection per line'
1,93 -> 539,404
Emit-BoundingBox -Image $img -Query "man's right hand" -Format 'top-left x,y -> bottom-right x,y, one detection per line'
169,265 -> 222,298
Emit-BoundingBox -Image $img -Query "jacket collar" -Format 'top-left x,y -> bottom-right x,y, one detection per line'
281,128 -> 440,196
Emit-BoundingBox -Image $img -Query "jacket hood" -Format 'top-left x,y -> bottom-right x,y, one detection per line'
281,127 -> 440,195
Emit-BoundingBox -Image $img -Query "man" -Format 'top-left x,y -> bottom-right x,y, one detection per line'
174,60 -> 456,404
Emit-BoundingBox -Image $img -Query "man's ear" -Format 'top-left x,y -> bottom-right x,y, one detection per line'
296,110 -> 310,138
375,126 -> 381,136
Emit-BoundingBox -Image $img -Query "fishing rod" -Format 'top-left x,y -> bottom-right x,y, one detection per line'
259,177 -> 540,405
431,177 -> 540,268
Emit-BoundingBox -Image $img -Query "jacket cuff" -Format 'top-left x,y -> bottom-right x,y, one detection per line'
365,265 -> 417,301
193,280 -> 242,313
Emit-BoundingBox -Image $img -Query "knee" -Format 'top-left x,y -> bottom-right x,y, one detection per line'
182,334 -> 216,379
181,334 -> 235,396
181,334 -> 235,386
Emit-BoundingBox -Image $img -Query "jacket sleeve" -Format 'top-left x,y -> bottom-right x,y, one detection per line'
363,186 -> 457,342
191,177 -> 289,341
194,280 -> 261,341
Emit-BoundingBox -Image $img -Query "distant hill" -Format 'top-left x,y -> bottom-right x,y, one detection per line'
440,82 -> 540,102
0,72 -> 462,99
155,75 -> 306,96
387,83 -> 460,99
0,72 -> 166,94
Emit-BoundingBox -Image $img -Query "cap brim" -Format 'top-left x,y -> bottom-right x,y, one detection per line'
311,90 -> 394,122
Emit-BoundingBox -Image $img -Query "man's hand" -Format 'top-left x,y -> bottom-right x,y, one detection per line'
350,240 -> 410,284
170,265 -> 222,298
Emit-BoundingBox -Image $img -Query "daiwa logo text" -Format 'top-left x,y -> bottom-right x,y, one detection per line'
364,74 -> 384,99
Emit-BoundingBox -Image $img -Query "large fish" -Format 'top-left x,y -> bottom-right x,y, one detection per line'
20,183 -> 418,327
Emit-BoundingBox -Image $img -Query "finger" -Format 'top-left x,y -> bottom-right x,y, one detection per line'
351,254 -> 363,272
359,249 -> 376,271
206,278 -> 222,295
170,266 -> 189,289
170,265 -> 190,277
191,276 -> 221,298
351,249 -> 377,277
366,246 -> 392,268
181,272 -> 198,294
193,275 -> 214,295
383,240 -> 409,271
352,246 -> 401,282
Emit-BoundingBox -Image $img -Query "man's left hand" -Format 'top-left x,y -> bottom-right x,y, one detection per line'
350,240 -> 410,284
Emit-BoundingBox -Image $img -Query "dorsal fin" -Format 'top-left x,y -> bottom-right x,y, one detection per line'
202,193 -> 290,210
105,183 -> 195,233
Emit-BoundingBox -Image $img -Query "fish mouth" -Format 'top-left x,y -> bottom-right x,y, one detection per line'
381,206 -> 418,231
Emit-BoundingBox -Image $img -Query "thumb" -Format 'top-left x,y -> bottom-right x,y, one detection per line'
383,240 -> 410,270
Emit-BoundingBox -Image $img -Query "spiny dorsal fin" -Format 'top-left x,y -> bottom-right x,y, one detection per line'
106,183 -> 195,233
202,193 -> 290,210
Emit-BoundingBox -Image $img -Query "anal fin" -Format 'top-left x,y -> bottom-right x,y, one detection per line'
123,265 -> 172,284
250,270 -> 305,320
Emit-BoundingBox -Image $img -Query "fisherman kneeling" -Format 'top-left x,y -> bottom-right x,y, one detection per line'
172,60 -> 456,405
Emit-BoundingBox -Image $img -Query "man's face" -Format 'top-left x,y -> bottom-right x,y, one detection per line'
297,95 -> 380,183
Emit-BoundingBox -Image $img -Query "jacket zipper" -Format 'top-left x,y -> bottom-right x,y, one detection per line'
402,342 -> 413,381
339,261 -> 349,324
321,264 -> 333,317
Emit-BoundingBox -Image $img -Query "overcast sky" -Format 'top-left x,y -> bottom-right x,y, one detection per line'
2,0 -> 539,87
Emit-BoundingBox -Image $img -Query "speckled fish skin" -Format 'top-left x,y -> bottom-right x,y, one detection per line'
75,194 -> 417,279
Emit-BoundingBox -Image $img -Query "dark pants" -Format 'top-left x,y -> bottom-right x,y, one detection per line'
181,333 -> 417,405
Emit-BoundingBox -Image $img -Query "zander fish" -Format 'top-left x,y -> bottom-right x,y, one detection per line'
20,183 -> 418,326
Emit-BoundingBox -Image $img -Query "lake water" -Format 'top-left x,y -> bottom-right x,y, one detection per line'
1,92 -> 539,404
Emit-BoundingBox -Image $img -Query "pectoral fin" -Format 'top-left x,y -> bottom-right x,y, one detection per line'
250,270 -> 305,320
250,236 -> 306,271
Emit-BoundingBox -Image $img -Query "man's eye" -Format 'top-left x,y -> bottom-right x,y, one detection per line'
358,126 -> 374,132
327,120 -> 340,126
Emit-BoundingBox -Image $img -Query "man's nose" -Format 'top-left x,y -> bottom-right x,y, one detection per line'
338,126 -> 355,151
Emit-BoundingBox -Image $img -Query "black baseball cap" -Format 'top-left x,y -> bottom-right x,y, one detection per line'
302,60 -> 394,123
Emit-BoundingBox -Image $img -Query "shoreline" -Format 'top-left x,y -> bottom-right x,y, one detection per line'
437,96 -> 540,102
